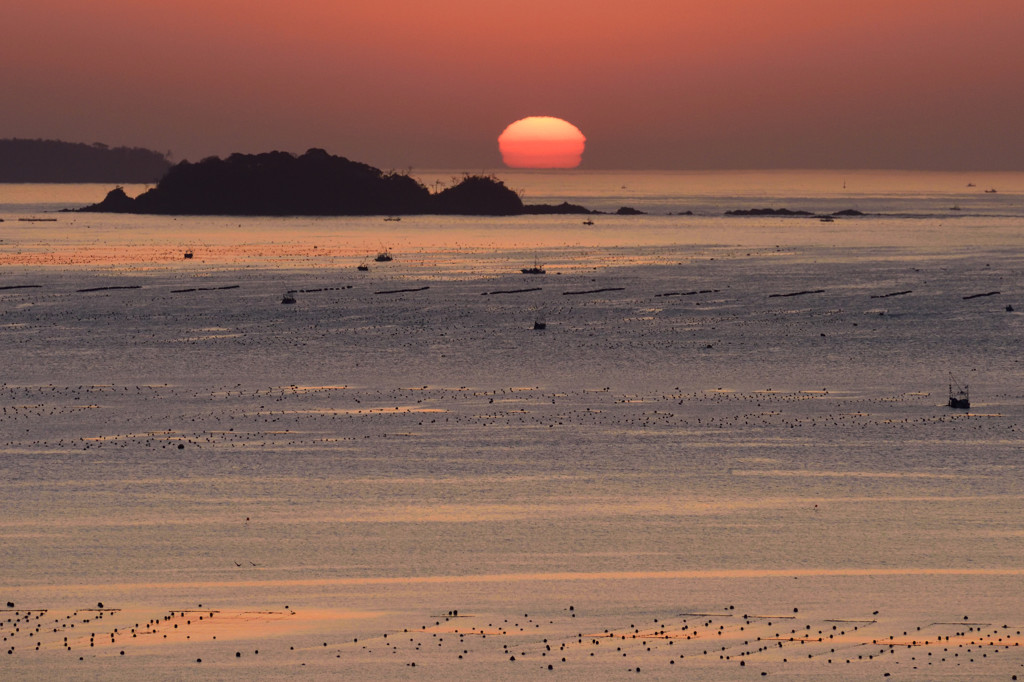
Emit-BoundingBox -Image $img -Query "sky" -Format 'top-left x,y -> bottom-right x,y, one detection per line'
2,0 -> 1022,170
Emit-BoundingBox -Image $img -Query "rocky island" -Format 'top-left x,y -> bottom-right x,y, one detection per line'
81,149 -> 436,215
78,148 -> 648,216
79,149 -> 535,216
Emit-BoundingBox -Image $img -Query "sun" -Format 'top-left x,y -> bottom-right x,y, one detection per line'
498,116 -> 586,169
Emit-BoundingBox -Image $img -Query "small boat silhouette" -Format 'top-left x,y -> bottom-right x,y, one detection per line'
948,374 -> 970,409
374,249 -> 393,262
521,255 -> 545,274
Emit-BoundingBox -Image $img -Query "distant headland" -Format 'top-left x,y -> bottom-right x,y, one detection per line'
0,139 -> 171,183
78,149 -> 627,217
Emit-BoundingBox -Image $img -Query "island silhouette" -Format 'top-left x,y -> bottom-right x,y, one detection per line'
79,148 -> 588,216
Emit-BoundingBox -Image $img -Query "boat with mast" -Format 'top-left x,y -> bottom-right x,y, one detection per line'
948,374 -> 970,409
521,256 -> 545,274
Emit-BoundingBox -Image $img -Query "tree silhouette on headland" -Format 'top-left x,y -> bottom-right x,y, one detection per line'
431,174 -> 524,215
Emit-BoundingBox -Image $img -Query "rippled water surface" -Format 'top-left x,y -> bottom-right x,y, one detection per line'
2,174 -> 1023,679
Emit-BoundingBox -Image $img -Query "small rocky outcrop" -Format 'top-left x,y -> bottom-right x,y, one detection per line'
84,186 -> 137,212
522,201 -> 593,215
724,207 -> 814,216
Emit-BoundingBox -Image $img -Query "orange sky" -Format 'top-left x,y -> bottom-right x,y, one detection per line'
1,0 -> 1021,169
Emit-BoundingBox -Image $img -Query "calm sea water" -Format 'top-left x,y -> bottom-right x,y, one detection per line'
2,172 -> 1023,679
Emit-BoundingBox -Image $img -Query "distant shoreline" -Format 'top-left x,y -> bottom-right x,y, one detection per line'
0,138 -> 171,183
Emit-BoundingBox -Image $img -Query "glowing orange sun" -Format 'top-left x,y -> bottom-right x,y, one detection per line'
498,116 -> 586,168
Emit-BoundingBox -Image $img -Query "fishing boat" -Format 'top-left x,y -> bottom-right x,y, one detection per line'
582,219 -> 594,226
281,293 -> 297,305
374,249 -> 393,262
521,255 -> 545,274
383,216 -> 401,222
183,249 -> 194,259
948,374 -> 970,409
357,262 -> 369,271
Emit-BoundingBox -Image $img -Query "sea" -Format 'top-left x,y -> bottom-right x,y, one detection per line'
1,170 -> 1023,680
